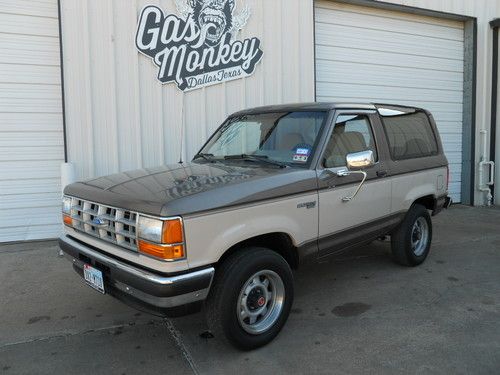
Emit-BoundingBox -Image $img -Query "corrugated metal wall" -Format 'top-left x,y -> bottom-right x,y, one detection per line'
60,0 -> 315,181
60,0 -> 498,206
0,0 -> 64,242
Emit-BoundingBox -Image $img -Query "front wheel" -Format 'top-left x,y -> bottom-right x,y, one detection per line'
205,247 -> 294,350
391,204 -> 433,266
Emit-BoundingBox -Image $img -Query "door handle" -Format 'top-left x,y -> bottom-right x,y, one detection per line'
377,170 -> 387,178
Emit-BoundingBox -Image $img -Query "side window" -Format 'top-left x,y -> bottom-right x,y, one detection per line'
381,111 -> 438,160
323,115 -> 378,168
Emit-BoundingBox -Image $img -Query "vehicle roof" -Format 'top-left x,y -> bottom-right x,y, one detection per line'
231,102 -> 425,116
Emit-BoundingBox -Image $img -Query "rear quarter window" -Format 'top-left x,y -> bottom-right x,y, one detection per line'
380,110 -> 438,160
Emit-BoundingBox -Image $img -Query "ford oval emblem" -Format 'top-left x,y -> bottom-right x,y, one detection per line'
92,217 -> 108,228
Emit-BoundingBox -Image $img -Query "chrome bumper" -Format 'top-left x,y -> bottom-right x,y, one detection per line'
59,235 -> 214,315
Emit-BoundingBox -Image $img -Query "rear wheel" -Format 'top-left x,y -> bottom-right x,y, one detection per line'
205,247 -> 294,350
391,204 -> 432,266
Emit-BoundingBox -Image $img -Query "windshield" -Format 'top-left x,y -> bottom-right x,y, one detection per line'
198,111 -> 327,167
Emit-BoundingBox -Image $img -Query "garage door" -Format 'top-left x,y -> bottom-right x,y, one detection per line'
315,1 -> 464,202
0,0 -> 64,242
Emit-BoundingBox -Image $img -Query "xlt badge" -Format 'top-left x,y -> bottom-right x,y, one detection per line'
297,201 -> 316,209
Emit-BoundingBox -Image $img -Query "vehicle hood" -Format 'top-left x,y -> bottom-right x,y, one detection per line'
64,162 -> 318,217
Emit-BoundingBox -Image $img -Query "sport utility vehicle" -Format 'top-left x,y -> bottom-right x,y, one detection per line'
59,103 -> 451,349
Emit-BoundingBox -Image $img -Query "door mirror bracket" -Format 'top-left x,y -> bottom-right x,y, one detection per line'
336,150 -> 374,202
336,170 -> 367,202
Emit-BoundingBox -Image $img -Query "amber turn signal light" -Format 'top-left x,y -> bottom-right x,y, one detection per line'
162,219 -> 183,244
138,240 -> 184,260
63,214 -> 73,226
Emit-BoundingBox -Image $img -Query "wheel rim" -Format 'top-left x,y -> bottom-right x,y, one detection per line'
237,270 -> 285,335
411,217 -> 429,256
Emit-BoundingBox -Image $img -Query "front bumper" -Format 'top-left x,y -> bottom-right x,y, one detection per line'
58,235 -> 214,316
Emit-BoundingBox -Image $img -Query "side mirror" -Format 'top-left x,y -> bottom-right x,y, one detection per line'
336,150 -> 374,202
346,150 -> 375,170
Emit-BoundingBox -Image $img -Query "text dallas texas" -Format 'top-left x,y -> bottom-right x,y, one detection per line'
135,0 -> 263,91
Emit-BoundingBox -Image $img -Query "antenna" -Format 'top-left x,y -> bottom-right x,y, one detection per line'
178,93 -> 185,164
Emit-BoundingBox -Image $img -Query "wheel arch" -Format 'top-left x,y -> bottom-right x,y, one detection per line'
217,232 -> 299,270
413,194 -> 437,211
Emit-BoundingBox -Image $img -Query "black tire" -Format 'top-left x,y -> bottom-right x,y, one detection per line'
205,247 -> 294,350
391,204 -> 432,266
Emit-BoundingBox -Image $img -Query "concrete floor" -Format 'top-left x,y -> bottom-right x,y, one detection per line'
1,205 -> 499,374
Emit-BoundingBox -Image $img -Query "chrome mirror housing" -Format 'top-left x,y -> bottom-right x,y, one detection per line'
346,150 -> 375,170
335,150 -> 374,202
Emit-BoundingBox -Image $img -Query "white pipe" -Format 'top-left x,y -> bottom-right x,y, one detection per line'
61,162 -> 76,193
479,130 -> 493,206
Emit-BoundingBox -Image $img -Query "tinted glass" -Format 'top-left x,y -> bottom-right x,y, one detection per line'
200,111 -> 326,166
381,110 -> 438,160
323,115 -> 378,168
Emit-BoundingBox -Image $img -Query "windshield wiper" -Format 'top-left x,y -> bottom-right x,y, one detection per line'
224,154 -> 288,168
193,152 -> 215,162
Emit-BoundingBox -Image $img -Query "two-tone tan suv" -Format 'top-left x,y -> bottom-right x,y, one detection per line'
59,103 -> 451,349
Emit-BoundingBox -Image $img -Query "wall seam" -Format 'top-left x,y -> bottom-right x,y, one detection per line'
56,0 -> 68,163
488,20 -> 498,200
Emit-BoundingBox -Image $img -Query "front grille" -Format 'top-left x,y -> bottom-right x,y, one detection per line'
69,197 -> 138,251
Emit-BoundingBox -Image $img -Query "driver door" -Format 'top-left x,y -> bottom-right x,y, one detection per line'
317,111 -> 392,257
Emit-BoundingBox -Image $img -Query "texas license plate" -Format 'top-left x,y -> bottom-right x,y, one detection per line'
83,264 -> 105,294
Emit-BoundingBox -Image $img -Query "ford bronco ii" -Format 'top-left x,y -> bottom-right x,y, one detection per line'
59,103 -> 451,349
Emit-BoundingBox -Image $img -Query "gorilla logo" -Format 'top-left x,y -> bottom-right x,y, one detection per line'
191,0 -> 234,46
176,0 -> 250,46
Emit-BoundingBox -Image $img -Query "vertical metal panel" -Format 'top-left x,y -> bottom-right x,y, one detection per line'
495,26 -> 500,205
0,0 -> 64,242
112,0 -> 143,171
60,0 -> 315,181
60,0 -> 95,179
461,20 -> 476,205
87,0 -> 119,176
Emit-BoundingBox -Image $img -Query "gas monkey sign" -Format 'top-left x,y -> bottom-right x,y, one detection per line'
136,0 -> 263,91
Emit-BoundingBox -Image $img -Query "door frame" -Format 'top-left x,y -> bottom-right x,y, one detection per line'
314,109 -> 395,257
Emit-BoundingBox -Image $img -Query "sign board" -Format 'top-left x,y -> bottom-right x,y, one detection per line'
136,0 -> 263,91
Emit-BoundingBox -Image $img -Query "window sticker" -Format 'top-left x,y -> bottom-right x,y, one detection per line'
293,154 -> 308,162
295,148 -> 310,155
293,147 -> 310,162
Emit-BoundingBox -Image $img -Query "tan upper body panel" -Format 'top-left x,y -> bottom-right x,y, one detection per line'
182,192 -> 319,269
318,177 -> 391,238
389,167 -> 448,212
183,166 -> 447,269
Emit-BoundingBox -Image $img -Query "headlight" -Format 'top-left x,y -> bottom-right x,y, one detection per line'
137,216 -> 185,260
62,196 -> 73,226
62,196 -> 72,214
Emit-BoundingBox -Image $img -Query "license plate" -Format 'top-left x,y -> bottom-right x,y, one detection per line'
83,264 -> 105,294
